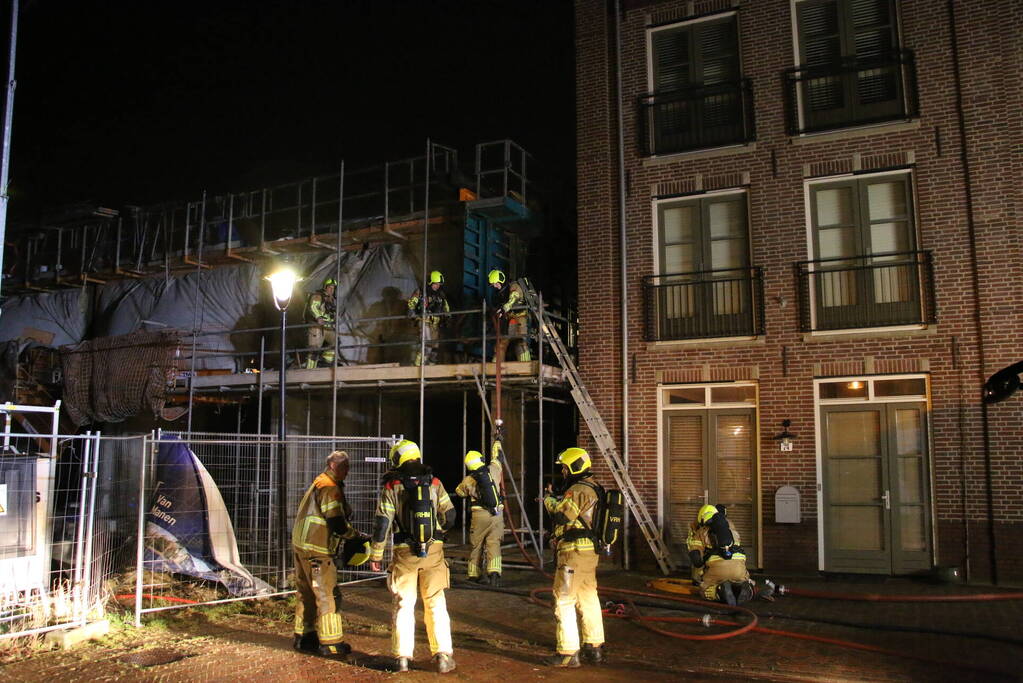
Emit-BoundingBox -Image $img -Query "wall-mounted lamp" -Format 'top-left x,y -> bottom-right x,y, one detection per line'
847,380 -> 864,390
774,419 -> 797,452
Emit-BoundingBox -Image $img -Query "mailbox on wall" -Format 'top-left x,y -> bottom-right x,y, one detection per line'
774,485 -> 801,524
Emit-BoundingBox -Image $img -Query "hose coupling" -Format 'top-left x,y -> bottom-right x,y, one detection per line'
700,614 -> 714,628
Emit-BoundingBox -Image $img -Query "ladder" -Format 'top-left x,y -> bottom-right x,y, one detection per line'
520,281 -> 676,575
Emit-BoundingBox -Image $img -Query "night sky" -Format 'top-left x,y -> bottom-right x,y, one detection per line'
5,1 -> 575,217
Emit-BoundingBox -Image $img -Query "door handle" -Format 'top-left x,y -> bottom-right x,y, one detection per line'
882,490 -> 891,510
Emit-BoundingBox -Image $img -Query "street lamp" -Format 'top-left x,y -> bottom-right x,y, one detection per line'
266,266 -> 298,585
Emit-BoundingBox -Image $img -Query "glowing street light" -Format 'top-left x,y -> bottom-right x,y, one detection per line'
267,267 -> 299,311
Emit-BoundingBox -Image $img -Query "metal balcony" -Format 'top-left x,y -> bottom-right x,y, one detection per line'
639,79 -> 756,156
795,250 -> 936,332
643,267 -> 764,342
784,49 -> 919,135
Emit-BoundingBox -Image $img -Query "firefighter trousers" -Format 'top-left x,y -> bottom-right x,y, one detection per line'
387,543 -> 452,658
468,506 -> 504,578
307,325 -> 336,368
293,550 -> 344,645
699,557 -> 751,601
493,317 -> 530,362
413,322 -> 440,366
552,548 -> 604,655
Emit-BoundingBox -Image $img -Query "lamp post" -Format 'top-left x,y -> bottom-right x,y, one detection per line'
267,267 -> 297,585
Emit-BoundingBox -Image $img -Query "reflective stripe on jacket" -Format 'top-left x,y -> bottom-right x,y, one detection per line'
292,470 -> 356,555
544,478 -> 599,554
370,477 -> 454,561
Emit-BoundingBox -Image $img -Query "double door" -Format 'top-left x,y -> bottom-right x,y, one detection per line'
821,402 -> 931,573
664,408 -> 756,566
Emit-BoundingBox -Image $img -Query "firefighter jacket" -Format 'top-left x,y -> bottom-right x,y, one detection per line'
687,518 -> 747,564
544,476 -> 600,554
407,287 -> 450,326
455,459 -> 504,511
494,280 -> 526,322
369,473 -> 455,562
307,290 -> 336,325
292,469 -> 358,556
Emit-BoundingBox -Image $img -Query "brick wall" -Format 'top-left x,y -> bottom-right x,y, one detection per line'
575,0 -> 1022,582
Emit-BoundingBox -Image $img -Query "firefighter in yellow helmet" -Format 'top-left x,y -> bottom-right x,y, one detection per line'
408,270 -> 450,366
305,277 -> 338,369
291,450 -> 368,658
541,447 -> 605,667
488,269 -> 530,362
368,439 -> 457,674
687,504 -> 754,605
454,441 -> 505,585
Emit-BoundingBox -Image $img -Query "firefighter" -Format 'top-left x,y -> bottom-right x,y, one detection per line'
305,277 -> 338,369
368,439 -> 457,674
687,504 -> 754,605
541,447 -> 605,667
454,442 -> 504,586
488,269 -> 530,362
292,450 -> 367,659
407,270 -> 450,366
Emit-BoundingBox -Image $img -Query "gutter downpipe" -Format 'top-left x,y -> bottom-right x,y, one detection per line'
947,0 -> 996,583
613,0 -> 631,570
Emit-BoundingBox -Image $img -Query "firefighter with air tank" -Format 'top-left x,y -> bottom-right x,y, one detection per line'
455,440 -> 505,586
368,439 -> 457,674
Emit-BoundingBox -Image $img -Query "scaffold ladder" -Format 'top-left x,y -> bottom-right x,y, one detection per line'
521,282 -> 675,575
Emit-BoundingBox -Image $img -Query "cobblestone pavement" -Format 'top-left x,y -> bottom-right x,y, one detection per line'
2,569 -> 1020,682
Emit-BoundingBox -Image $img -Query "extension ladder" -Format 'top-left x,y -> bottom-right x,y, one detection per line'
520,281 -> 676,575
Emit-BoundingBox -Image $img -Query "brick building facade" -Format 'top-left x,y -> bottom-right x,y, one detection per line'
575,0 -> 1021,581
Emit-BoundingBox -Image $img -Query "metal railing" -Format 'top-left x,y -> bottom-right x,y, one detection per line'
794,250 -> 935,332
783,49 -> 918,135
638,79 -> 755,156
475,140 -> 535,202
643,267 -> 764,341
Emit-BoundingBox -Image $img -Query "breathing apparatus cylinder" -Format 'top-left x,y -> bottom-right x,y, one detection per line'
402,476 -> 435,557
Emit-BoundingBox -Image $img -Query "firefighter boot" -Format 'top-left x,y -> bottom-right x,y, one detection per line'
317,642 -> 352,660
543,652 -> 581,668
293,633 -> 319,653
487,572 -> 502,588
580,643 -> 605,665
393,657 -> 411,672
434,653 -> 457,674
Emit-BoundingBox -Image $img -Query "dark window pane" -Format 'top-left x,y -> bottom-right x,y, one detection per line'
874,378 -> 927,397
819,381 -> 868,399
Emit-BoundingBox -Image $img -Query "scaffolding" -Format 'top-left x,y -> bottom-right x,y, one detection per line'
3,138 -> 583,573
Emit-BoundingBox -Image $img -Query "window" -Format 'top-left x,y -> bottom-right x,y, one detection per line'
786,0 -> 917,134
797,173 -> 935,331
645,193 -> 763,340
642,15 -> 754,155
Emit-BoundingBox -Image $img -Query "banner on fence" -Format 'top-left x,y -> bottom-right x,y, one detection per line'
145,437 -> 271,596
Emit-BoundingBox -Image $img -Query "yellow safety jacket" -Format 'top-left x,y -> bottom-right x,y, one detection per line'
307,290 -> 336,325
292,470 -> 358,556
544,477 -> 600,554
407,288 -> 450,326
370,475 -> 454,562
687,519 -> 747,563
455,459 -> 504,511
497,281 -> 526,322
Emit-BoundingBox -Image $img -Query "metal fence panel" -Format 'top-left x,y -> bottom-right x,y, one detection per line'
135,433 -> 392,621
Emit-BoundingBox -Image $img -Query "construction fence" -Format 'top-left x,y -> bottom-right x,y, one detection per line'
0,425 -> 392,640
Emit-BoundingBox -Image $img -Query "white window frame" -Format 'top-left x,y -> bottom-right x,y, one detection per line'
803,168 -> 925,335
656,381 -> 761,562
812,373 -> 936,570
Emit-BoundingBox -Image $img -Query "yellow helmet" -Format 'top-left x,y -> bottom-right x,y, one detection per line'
698,504 -> 719,525
429,270 -> 444,285
389,439 -> 422,467
488,269 -> 506,285
464,450 -> 485,471
557,447 -> 591,475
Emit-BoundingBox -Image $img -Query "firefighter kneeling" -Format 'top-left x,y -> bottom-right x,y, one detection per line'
368,439 -> 457,674
688,504 -> 754,605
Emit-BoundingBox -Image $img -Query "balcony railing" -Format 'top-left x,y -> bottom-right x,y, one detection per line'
783,49 -> 918,135
643,267 -> 764,342
795,250 -> 935,332
639,79 -> 756,156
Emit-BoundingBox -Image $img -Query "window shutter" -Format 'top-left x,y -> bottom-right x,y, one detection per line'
667,414 -> 704,549
798,0 -> 842,65
652,28 -> 690,91
850,0 -> 896,57
695,17 -> 738,84
714,414 -> 754,557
